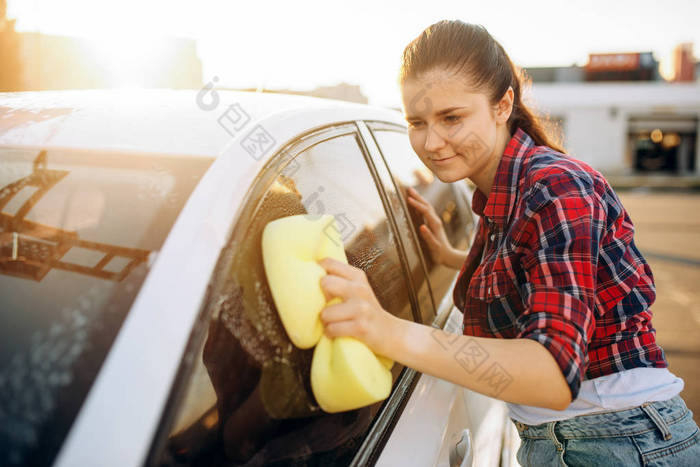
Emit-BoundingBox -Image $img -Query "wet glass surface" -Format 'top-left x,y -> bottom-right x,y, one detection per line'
155,133 -> 415,466
0,148 -> 212,466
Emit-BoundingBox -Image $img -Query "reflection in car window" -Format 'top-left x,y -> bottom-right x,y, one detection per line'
0,148 -> 212,467
370,128 -> 475,318
153,131 -> 416,466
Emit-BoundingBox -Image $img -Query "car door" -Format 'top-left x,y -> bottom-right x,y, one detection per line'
145,122 -> 432,466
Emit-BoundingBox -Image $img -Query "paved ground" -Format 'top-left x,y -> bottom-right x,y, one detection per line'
617,190 -> 700,426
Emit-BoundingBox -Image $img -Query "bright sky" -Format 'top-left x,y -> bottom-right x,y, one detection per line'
7,0 -> 700,106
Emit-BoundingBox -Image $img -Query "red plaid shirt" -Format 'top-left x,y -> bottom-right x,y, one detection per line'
453,128 -> 667,400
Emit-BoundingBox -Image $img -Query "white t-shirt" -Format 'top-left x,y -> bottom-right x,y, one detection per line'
508,367 -> 685,425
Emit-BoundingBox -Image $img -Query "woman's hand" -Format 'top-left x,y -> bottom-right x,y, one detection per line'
317,257 -> 398,358
406,186 -> 464,269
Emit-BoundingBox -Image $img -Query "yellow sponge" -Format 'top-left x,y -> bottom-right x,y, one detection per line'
262,214 -> 342,348
311,334 -> 393,412
262,214 -> 393,412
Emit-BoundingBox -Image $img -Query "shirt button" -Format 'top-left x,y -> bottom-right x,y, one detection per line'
487,286 -> 492,295
489,233 -> 495,241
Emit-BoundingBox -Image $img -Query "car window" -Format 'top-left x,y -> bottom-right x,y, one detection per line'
0,148 -> 212,467
150,128 -> 418,466
367,125 -> 475,322
359,123 -> 437,325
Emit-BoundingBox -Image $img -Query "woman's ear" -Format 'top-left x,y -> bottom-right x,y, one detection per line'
495,86 -> 514,124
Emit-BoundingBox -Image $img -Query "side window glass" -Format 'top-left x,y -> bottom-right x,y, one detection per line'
0,148 -> 211,467
369,127 -> 475,317
359,127 -> 436,324
152,131 -> 415,466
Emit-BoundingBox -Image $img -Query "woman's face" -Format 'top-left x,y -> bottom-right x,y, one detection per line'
400,68 -> 509,184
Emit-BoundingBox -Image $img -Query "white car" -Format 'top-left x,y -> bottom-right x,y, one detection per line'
0,89 -> 519,466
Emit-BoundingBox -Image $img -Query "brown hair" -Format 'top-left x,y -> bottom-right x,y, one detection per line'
399,20 -> 565,153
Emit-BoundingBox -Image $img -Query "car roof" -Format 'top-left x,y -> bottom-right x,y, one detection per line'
0,89 -> 405,157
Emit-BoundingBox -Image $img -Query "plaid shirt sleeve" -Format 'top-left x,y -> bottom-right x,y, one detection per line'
512,169 -> 604,400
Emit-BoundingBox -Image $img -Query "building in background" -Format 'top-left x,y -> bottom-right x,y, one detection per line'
240,82 -> 369,104
525,46 -> 700,179
525,51 -> 663,84
526,83 -> 699,176
0,0 -> 21,91
673,43 -> 696,82
12,32 -> 202,91
305,82 -> 368,104
584,52 -> 661,82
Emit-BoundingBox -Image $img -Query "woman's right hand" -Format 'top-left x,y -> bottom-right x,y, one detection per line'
405,186 -> 456,267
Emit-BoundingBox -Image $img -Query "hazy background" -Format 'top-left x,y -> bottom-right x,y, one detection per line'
2,0 -> 699,105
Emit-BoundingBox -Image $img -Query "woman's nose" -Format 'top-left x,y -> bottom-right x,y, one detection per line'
424,124 -> 447,152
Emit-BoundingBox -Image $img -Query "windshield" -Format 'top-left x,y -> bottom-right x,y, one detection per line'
0,147 -> 212,466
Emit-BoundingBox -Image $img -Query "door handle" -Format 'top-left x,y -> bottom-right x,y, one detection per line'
449,428 -> 473,467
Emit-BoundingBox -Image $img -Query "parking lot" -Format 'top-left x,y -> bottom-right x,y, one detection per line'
617,190 -> 700,426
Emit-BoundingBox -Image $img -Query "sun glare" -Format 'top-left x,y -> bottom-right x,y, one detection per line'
86,35 -> 166,88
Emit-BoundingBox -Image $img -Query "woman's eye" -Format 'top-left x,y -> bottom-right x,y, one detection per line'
408,121 -> 424,128
444,115 -> 461,124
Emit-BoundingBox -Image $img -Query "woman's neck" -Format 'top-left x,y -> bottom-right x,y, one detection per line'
470,124 -> 512,198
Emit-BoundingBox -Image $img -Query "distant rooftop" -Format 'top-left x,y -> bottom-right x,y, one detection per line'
524,47 -> 698,83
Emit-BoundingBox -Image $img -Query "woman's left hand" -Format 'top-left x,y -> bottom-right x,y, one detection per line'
317,257 -> 398,358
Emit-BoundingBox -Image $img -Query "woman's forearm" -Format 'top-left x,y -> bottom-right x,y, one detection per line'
316,257 -> 572,410
385,317 -> 572,410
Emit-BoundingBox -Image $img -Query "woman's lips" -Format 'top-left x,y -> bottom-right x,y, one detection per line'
431,155 -> 457,164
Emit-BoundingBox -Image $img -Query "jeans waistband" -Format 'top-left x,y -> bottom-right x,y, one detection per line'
512,395 -> 688,440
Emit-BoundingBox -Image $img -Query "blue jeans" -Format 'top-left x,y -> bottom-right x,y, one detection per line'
512,395 -> 700,466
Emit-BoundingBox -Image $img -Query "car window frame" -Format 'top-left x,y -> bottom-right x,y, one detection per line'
145,121 -> 428,466
364,121 -> 478,329
359,121 -> 438,320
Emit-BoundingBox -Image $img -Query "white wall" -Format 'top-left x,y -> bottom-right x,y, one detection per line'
527,82 -> 700,173
562,107 -> 627,172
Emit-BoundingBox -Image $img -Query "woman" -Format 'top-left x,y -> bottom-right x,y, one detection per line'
317,20 -> 700,465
